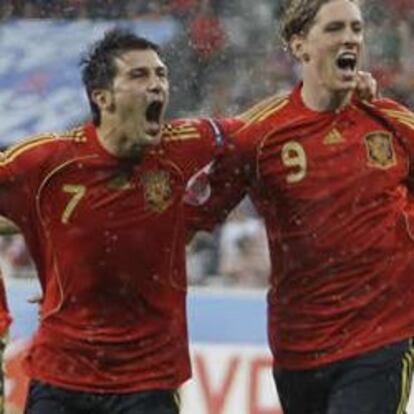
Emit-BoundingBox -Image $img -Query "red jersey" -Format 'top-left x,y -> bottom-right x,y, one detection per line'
0,275 -> 10,337
188,84 -> 414,369
0,118 -> 232,393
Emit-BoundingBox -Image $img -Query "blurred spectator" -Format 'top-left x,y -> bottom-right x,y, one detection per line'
186,1 -> 227,103
0,235 -> 35,279
0,0 -> 172,19
187,231 -> 220,284
218,215 -> 270,288
170,0 -> 198,22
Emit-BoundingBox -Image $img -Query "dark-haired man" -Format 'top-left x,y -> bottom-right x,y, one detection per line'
0,28 -> 237,414
0,22 -> 378,413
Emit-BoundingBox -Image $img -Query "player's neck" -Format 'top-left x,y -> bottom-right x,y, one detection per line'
301,82 -> 352,113
96,122 -> 143,160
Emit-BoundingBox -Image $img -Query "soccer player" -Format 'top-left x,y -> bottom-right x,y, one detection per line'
0,274 -> 10,414
0,21 -> 377,413
186,0 -> 414,413
0,217 -> 13,414
0,28 -> 238,413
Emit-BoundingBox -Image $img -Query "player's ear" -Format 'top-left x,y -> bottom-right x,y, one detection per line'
290,34 -> 309,63
91,89 -> 113,112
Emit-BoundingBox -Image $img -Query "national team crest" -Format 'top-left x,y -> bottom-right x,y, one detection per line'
141,171 -> 172,213
364,131 -> 396,169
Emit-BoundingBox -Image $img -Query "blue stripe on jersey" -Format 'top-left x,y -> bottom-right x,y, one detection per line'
206,118 -> 224,147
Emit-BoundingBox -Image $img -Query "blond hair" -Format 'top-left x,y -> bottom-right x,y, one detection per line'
280,0 -> 361,44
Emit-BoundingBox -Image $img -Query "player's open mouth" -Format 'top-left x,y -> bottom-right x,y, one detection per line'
145,100 -> 164,136
335,52 -> 357,74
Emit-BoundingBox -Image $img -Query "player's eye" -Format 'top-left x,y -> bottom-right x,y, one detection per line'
324,22 -> 343,32
352,22 -> 363,33
156,69 -> 168,79
130,69 -> 147,79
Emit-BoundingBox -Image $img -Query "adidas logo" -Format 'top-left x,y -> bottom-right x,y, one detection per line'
323,129 -> 344,145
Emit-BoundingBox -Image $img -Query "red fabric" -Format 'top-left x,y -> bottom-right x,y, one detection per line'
5,339 -> 31,410
170,0 -> 197,15
189,14 -> 224,58
0,274 -> 11,336
188,85 -> 414,369
392,0 -> 412,11
0,119 -> 227,393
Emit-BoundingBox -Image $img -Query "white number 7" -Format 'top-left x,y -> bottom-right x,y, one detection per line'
61,184 -> 86,224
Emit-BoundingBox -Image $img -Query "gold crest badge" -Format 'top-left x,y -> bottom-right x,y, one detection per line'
364,131 -> 396,169
141,171 -> 172,213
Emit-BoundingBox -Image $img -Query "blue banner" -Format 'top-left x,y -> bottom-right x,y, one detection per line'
0,19 -> 178,146
6,278 -> 268,344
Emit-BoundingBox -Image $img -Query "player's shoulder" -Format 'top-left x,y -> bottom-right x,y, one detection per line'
372,97 -> 411,112
59,126 -> 89,143
161,117 -> 233,144
2,132 -> 60,163
371,98 -> 414,130
231,93 -> 292,141
1,126 -> 86,164
236,92 -> 290,125
162,118 -> 205,143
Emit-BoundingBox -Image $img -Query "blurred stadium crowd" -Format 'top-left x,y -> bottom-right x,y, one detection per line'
0,0 -> 413,288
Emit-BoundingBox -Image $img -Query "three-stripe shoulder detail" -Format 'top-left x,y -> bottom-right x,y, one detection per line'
60,126 -> 88,143
1,133 -> 66,164
380,108 -> 414,131
163,122 -> 201,142
237,95 -> 289,129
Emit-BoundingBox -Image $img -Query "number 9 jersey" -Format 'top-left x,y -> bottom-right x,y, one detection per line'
188,83 -> 414,371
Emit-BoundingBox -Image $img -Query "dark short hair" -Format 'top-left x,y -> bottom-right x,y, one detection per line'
280,0 -> 361,45
80,27 -> 161,125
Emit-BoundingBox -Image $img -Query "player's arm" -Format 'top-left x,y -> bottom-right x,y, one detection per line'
378,99 -> 414,147
163,117 -> 243,178
0,134 -> 58,223
0,154 -> 19,234
185,124 -> 255,236
0,273 -> 11,414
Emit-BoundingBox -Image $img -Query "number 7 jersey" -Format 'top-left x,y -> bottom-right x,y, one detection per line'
0,118 -> 234,393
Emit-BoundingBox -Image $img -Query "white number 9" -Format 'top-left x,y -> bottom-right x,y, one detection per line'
281,141 -> 307,183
